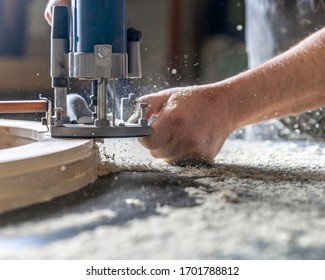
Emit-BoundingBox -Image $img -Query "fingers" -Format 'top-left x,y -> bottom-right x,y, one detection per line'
150,135 -> 215,165
45,0 -> 71,25
138,108 -> 173,151
138,89 -> 215,164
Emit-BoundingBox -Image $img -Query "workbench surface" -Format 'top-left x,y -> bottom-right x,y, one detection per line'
1,135 -> 325,259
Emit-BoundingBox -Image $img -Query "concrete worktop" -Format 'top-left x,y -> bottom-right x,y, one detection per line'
1,135 -> 325,259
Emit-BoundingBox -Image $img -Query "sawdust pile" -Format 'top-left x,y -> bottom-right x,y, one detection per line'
97,137 -> 325,181
96,138 -> 166,176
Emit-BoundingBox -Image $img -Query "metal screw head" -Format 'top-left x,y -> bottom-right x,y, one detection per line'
97,47 -> 111,58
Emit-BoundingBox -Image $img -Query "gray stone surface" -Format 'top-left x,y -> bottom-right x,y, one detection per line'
1,138 -> 325,259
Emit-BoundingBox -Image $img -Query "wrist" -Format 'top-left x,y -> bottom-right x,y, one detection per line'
200,83 -> 237,136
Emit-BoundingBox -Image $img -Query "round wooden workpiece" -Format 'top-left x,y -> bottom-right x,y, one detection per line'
0,119 -> 99,214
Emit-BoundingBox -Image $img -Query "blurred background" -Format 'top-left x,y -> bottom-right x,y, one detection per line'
0,0 -> 246,112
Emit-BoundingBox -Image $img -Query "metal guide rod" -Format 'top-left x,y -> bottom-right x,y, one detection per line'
54,88 -> 68,118
0,100 -> 48,114
97,78 -> 108,121
111,79 -> 117,126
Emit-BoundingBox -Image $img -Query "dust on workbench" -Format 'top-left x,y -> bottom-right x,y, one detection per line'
96,136 -> 325,180
97,135 -> 325,214
2,132 -> 325,259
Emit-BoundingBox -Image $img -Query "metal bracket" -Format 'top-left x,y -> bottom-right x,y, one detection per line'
69,45 -> 127,79
39,95 -> 52,133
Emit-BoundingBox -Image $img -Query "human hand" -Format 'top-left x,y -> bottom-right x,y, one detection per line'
137,85 -> 234,165
44,0 -> 71,25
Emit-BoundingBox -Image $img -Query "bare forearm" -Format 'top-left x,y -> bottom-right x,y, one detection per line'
218,27 -> 325,130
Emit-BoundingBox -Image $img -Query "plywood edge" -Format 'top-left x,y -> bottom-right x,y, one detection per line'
0,119 -> 100,213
